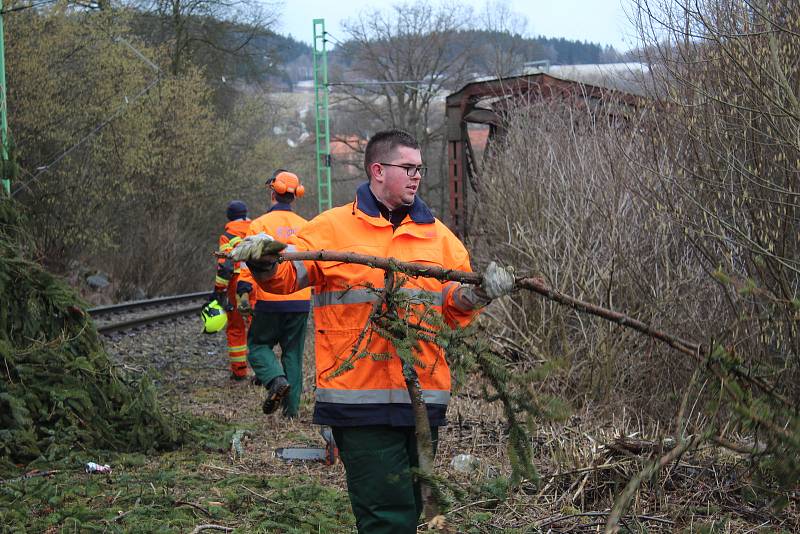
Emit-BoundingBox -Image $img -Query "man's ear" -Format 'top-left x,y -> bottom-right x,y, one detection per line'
370,162 -> 383,182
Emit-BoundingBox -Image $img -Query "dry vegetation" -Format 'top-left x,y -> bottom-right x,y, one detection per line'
464,0 -> 800,530
474,99 -> 706,416
91,316 -> 800,532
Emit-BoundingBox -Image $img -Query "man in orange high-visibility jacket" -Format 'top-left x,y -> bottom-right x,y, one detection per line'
237,170 -> 311,418
213,200 -> 251,380
232,129 -> 515,533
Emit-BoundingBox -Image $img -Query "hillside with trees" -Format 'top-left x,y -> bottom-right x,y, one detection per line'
324,31 -> 624,87
3,0 -> 629,301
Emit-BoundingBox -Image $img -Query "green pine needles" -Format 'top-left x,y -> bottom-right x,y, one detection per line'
328,271 -> 569,505
0,199 -> 188,474
705,344 -> 800,504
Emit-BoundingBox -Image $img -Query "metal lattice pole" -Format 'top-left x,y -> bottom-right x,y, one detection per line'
312,19 -> 332,213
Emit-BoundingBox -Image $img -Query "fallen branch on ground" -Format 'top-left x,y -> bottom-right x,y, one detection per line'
189,525 -> 233,534
538,510 -> 674,529
604,433 -> 706,533
175,501 -> 212,517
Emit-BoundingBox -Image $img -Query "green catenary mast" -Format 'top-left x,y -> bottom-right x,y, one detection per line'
312,19 -> 332,213
0,0 -> 9,196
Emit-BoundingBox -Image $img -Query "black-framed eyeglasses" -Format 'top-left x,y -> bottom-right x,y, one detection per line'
379,162 -> 427,177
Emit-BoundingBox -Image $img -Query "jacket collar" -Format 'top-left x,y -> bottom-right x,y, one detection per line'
225,219 -> 250,235
355,182 -> 434,224
267,202 -> 292,213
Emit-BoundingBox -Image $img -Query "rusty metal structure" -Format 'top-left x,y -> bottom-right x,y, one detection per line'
445,72 -> 644,238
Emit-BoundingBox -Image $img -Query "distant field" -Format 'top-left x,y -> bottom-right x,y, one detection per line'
271,92 -> 315,108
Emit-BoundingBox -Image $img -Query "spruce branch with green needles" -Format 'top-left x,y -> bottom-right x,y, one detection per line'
318,267 -> 553,523
221,244 -> 725,361
267,248 -> 795,411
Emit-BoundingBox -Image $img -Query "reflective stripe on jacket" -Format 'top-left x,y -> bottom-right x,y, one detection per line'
238,203 -> 311,313
215,219 -> 251,292
258,183 -> 479,427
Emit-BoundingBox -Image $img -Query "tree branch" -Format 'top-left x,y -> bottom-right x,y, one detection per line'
225,246 -> 792,408
604,433 -> 706,534
277,249 -> 703,358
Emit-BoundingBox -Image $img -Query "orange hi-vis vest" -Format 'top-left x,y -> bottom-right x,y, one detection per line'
238,203 -> 311,313
258,183 -> 480,427
215,219 -> 251,292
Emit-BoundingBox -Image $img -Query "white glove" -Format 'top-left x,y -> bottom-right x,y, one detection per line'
230,232 -> 275,262
230,233 -> 283,275
453,261 -> 516,310
481,261 -> 515,299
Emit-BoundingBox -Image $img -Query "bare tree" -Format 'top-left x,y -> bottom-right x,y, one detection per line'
633,0 -> 800,383
471,0 -> 800,522
477,0 -> 531,78
336,1 -> 472,136
330,1 -> 475,207
128,0 -> 278,76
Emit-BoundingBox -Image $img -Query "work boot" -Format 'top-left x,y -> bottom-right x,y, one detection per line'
263,376 -> 290,415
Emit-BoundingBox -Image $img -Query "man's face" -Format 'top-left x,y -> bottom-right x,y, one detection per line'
371,145 -> 423,210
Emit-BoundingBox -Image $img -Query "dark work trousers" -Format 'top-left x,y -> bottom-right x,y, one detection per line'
246,311 -> 308,417
332,425 -> 439,534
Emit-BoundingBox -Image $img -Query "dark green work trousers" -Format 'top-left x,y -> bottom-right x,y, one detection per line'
246,311 -> 308,417
332,425 -> 439,534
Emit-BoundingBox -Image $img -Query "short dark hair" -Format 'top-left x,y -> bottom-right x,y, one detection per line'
363,129 -> 419,180
275,191 -> 295,203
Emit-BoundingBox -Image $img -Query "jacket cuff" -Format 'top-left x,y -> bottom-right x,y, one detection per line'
236,280 -> 253,295
452,284 -> 491,311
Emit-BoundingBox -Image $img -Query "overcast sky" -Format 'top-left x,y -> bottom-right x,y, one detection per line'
277,0 -> 640,53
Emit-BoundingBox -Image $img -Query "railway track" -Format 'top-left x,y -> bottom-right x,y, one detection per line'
88,291 -> 209,335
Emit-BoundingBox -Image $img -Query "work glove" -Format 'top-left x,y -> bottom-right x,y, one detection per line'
212,290 -> 229,311
480,261 -> 516,299
453,261 -> 516,309
230,233 -> 286,275
236,292 -> 252,318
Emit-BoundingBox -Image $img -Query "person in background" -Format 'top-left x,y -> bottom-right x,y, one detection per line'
237,171 -> 311,417
232,129 -> 515,532
213,200 -> 251,380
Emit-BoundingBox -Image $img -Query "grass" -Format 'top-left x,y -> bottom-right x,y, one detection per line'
0,321 -> 356,533
2,319 -> 798,533
0,448 -> 354,533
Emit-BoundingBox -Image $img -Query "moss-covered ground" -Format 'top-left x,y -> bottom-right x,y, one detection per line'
1,449 -> 354,533
0,318 -> 358,533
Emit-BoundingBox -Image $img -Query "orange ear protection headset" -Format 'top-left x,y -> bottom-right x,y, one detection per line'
267,171 -> 305,198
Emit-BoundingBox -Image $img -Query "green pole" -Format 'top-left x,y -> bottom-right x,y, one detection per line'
0,0 -> 9,197
312,18 -> 332,213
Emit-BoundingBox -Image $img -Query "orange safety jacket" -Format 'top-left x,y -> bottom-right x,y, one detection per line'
215,219 -> 251,292
237,203 -> 311,313
257,183 -> 480,427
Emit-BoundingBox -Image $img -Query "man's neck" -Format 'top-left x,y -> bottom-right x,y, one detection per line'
368,184 -> 399,211
268,201 -> 293,213
367,185 -> 409,228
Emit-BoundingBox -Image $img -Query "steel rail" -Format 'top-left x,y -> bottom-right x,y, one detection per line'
88,291 -> 208,316
96,306 -> 200,335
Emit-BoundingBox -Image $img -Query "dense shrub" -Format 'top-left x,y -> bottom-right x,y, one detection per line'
0,200 -> 185,473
